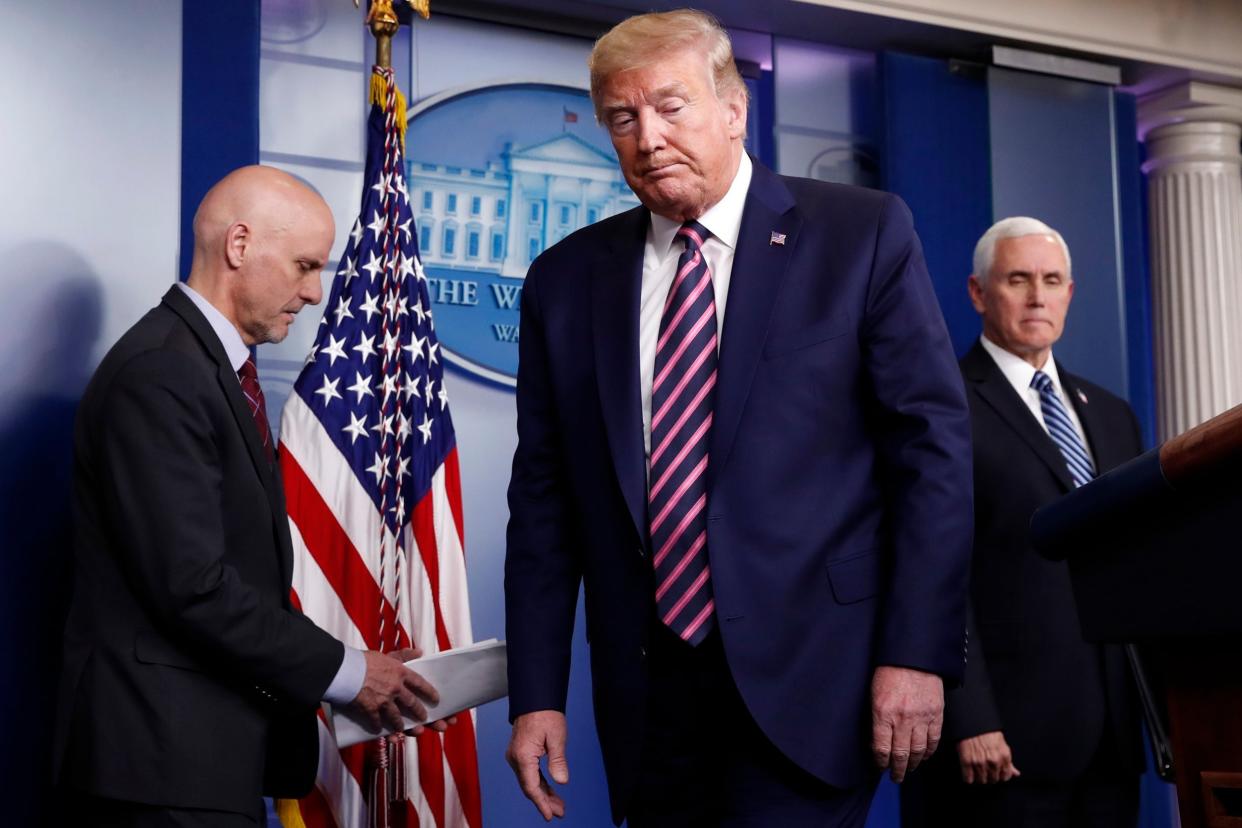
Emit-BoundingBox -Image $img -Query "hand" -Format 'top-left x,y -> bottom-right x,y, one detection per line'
871,665 -> 943,783
957,731 -> 1020,784
506,710 -> 568,821
350,648 -> 441,736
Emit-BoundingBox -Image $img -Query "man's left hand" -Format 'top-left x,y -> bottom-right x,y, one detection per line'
871,665 -> 943,783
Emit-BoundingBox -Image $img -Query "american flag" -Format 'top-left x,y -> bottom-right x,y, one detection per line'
277,66 -> 482,828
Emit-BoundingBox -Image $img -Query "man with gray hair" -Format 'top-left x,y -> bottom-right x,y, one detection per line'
904,217 -> 1145,827
504,8 -> 973,826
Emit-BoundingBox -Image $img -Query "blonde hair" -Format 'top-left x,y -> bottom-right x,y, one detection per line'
588,8 -> 749,120
972,216 -> 1072,285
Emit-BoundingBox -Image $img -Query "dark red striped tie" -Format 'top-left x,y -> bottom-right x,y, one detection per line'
649,221 -> 717,646
237,356 -> 274,462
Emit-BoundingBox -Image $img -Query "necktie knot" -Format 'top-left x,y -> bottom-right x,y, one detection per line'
1030,370 -> 1053,393
677,221 -> 710,253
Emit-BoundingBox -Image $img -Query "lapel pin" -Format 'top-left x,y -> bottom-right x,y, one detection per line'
769,231 -> 786,246
1076,388 -> 1088,405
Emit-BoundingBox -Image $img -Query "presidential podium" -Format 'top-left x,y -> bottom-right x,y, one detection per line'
1031,405 -> 1242,828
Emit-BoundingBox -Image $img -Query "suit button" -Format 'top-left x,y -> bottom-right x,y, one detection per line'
638,646 -> 647,661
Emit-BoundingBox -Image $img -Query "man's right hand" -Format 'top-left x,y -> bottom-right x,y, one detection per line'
957,730 -> 1020,784
350,649 -> 442,735
506,710 -> 569,821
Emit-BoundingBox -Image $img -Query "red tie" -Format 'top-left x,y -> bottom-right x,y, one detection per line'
237,356 -> 274,462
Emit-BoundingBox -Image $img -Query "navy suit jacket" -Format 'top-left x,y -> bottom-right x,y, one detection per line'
505,159 -> 973,822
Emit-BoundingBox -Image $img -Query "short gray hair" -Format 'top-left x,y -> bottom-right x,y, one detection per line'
588,9 -> 749,122
972,216 -> 1072,285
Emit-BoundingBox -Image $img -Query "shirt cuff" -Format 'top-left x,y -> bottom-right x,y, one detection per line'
322,645 -> 366,704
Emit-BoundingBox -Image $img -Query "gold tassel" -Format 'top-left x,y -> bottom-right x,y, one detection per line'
370,72 -> 408,151
275,798 -> 310,828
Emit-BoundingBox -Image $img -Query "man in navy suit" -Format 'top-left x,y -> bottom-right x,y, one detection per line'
901,217 -> 1144,827
503,10 -> 972,826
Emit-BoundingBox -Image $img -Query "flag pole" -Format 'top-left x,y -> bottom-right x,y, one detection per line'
356,0 -> 432,69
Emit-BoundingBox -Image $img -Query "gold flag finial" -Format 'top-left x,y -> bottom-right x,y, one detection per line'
353,0 -> 431,68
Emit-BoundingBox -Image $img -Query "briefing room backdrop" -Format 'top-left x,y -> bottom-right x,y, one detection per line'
0,0 -> 1173,825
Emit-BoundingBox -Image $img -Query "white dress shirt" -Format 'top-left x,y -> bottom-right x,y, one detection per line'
979,334 -> 1095,467
177,282 -> 364,704
639,153 -> 752,464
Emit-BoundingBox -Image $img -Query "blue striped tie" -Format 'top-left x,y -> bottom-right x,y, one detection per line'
1031,370 -> 1095,487
648,221 -> 717,646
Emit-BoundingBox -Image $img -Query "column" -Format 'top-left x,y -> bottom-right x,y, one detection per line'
1139,83 -> 1242,440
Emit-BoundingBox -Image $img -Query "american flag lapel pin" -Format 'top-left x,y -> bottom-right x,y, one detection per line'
769,231 -> 786,246
1076,388 -> 1088,405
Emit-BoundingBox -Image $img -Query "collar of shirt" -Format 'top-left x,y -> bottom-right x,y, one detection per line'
177,282 -> 251,374
979,333 -> 1066,398
647,153 -> 753,259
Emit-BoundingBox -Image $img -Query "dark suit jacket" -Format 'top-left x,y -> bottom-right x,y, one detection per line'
53,286 -> 344,816
945,341 -> 1144,780
504,159 -> 974,823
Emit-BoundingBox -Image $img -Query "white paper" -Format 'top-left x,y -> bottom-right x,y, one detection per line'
330,639 -> 508,748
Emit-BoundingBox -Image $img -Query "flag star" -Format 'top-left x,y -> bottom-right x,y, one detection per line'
438,383 -> 449,409
320,334 -> 348,366
393,173 -> 408,199
367,209 -> 387,239
404,332 -> 426,363
425,376 -> 436,402
398,217 -> 412,244
365,452 -> 387,484
372,414 -> 394,438
380,373 -> 399,402
333,295 -> 354,326
353,332 -> 378,362
314,375 -> 342,406
347,371 -> 374,403
342,412 -> 369,444
396,296 -> 409,318
337,255 -> 358,285
383,329 -> 401,357
358,291 -> 381,323
303,344 -> 318,366
349,219 -> 363,247
418,413 -> 434,444
402,371 -> 420,400
398,252 -> 416,281
410,299 -> 427,325
428,341 -> 440,365
414,256 -> 427,283
396,411 -> 412,440
394,496 -> 407,523
361,250 -> 385,282
396,455 -> 411,481
371,172 -> 390,199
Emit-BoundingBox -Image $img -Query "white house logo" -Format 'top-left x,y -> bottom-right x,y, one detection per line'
406,82 -> 639,387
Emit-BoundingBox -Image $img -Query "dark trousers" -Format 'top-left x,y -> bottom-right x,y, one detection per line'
626,623 -> 879,828
901,729 -> 1139,828
57,792 -> 263,827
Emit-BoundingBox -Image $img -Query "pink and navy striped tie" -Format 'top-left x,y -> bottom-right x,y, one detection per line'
649,220 -> 718,646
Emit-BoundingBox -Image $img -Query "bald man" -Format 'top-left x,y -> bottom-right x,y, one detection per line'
53,167 -> 443,826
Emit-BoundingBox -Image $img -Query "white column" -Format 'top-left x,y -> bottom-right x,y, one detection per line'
1139,84 -> 1242,440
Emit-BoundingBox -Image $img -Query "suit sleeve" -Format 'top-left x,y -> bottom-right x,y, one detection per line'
97,350 -> 342,708
862,195 -> 973,683
943,604 -> 1004,741
504,262 -> 583,719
